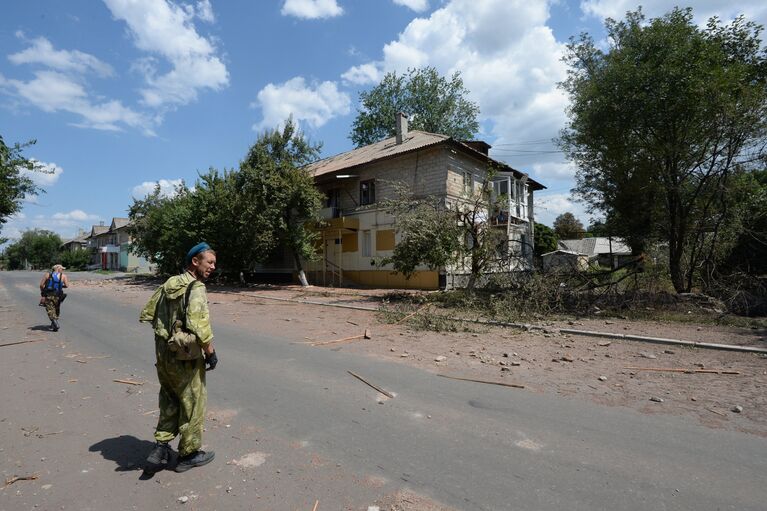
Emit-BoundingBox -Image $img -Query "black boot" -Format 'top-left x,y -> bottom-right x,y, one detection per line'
50,319 -> 59,331
145,442 -> 170,472
174,450 -> 215,472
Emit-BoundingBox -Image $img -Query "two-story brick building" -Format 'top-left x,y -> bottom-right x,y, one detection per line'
86,218 -> 153,272
302,113 -> 545,289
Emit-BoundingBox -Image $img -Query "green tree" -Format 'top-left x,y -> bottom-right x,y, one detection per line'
553,212 -> 584,240
586,219 -> 609,238
58,248 -> 91,271
0,135 -> 43,231
129,183 -> 196,275
534,222 -> 558,257
381,167 -> 521,292
3,229 -> 62,269
559,8 -> 767,292
241,118 -> 324,286
350,67 -> 480,147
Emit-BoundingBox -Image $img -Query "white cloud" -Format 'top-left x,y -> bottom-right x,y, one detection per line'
528,161 -> 575,182
1,209 -> 102,242
534,192 -> 590,227
103,0 -> 229,108
194,0 -> 215,22
131,178 -> 185,199
281,0 -> 343,19
0,70 -> 152,133
8,35 -> 114,77
342,0 -> 569,187
23,160 -> 64,186
252,76 -> 351,130
393,0 -> 429,12
341,62 -> 382,85
52,209 -> 100,222
580,0 -> 767,27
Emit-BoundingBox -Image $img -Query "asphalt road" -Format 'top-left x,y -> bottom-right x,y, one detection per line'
1,271 -> 765,510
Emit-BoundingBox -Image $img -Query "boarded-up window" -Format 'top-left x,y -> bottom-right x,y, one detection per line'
342,233 -> 358,252
376,229 -> 395,251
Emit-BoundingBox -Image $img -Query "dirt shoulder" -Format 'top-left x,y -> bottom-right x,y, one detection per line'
76,278 -> 767,438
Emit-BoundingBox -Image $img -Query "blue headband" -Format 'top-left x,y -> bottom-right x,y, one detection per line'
185,242 -> 211,265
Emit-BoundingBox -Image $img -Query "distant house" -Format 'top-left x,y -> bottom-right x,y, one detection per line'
85,218 -> 153,272
294,113 -> 546,289
541,249 -> 590,273
60,231 -> 89,252
557,237 -> 633,268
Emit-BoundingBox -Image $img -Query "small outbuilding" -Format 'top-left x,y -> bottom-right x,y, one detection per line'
541,249 -> 590,273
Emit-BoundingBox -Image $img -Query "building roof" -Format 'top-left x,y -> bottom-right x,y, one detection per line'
89,224 -> 109,238
60,233 -> 89,247
110,217 -> 130,230
558,237 -> 631,256
541,249 -> 586,257
306,130 -> 546,190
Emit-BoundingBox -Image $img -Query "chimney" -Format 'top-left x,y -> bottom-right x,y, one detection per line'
395,112 -> 408,144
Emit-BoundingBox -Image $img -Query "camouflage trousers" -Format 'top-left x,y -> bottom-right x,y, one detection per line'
44,294 -> 61,321
154,337 -> 207,456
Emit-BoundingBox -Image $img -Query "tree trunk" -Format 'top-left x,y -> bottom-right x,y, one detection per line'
293,251 -> 310,287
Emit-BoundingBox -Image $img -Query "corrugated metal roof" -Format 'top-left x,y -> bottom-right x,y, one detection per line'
308,130 -> 449,178
306,130 -> 545,190
558,237 -> 631,256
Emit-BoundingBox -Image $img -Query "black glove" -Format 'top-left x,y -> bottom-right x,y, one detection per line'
205,351 -> 218,371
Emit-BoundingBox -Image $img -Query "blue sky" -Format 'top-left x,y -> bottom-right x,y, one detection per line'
2,0 -> 765,242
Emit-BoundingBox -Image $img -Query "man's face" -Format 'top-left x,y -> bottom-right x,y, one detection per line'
191,251 -> 216,281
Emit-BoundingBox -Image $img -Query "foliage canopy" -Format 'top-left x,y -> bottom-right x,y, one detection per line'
559,7 -> 767,292
350,67 -> 480,147
0,135 -> 42,231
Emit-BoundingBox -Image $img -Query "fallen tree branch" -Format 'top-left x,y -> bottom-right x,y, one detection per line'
4,474 -> 38,487
624,366 -> 741,375
311,329 -> 371,347
393,305 -> 427,325
0,338 -> 46,348
347,370 -> 394,398
113,379 -> 145,386
438,374 -> 525,389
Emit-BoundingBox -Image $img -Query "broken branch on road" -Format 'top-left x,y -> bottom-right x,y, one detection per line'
0,338 -> 47,348
113,379 -> 145,386
311,329 -> 372,346
4,474 -> 39,487
347,370 -> 394,398
438,374 -> 525,389
624,366 -> 741,375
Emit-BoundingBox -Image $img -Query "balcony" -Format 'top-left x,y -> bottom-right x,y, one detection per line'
316,207 -> 359,232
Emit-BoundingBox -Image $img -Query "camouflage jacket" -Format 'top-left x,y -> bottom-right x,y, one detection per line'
139,271 -> 213,346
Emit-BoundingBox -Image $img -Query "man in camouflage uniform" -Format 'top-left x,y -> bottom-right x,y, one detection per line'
39,264 -> 68,331
140,243 -> 219,473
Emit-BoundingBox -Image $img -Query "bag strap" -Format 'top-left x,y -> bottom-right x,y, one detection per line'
181,281 -> 196,331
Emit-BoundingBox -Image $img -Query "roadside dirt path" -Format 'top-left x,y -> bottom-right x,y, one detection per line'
77,279 -> 767,438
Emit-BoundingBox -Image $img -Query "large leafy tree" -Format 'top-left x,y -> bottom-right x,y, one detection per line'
129,118 -> 323,284
350,67 -> 480,147
1,135 -> 42,231
559,8 -> 767,292
3,229 -> 62,270
553,212 -> 584,240
241,118 -> 324,286
534,222 -> 558,257
129,183 -> 196,275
